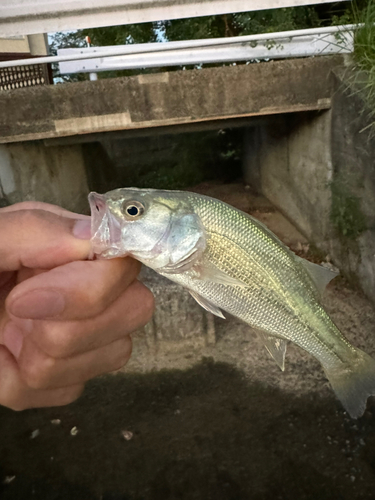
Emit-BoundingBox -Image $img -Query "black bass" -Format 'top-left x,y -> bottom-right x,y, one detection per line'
89,188 -> 375,418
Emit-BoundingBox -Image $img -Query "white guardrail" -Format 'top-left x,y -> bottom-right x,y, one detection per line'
0,24 -> 355,72
56,25 -> 355,76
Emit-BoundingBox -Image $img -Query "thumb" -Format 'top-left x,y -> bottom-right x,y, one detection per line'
0,209 -> 92,272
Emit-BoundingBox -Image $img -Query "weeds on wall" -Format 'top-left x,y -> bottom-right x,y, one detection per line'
330,179 -> 367,240
350,0 -> 375,133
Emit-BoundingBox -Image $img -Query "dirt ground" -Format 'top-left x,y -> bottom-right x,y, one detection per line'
1,181 -> 375,500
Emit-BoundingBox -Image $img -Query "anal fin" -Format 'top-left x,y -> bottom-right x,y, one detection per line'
189,290 -> 225,319
260,333 -> 287,371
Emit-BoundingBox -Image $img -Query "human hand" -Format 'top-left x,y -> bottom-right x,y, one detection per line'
0,202 -> 154,411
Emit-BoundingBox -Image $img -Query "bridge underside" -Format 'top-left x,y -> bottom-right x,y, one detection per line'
0,55 -> 344,145
1,56 -> 375,308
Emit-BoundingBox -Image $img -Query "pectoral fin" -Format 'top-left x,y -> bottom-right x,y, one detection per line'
160,247 -> 201,273
260,333 -> 287,371
189,290 -> 226,319
196,263 -> 249,288
160,214 -> 206,273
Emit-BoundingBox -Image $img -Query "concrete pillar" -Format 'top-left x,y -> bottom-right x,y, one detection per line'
242,126 -> 262,193
0,141 -> 89,213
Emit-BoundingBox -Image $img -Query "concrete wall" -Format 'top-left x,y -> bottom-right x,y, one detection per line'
329,69 -> 375,298
0,34 -> 48,55
244,111 -> 333,245
243,70 -> 375,304
0,142 -> 89,212
83,135 -> 185,193
0,35 -> 30,54
28,34 -> 49,56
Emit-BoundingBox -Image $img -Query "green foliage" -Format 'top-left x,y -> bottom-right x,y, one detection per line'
231,6 -> 320,36
50,22 -> 160,81
50,3 -> 350,81
81,23 -> 159,46
135,163 -> 205,190
322,1 -> 375,133
349,0 -> 375,132
330,180 -> 367,239
49,31 -> 88,82
353,0 -> 375,71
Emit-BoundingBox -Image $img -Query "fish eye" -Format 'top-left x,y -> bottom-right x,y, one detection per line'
122,200 -> 145,219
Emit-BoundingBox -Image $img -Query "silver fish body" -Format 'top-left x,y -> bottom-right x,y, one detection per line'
89,188 -> 375,418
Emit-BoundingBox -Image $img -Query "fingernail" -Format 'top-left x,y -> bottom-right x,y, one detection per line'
9,290 -> 66,319
73,219 -> 91,240
3,323 -> 24,359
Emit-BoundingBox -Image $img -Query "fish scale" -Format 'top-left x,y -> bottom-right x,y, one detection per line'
165,192 -> 349,367
90,187 -> 375,418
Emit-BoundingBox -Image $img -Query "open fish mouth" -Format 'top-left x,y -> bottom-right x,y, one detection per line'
88,192 -> 123,258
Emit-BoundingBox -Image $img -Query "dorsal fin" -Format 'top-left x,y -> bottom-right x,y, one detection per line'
296,256 -> 339,296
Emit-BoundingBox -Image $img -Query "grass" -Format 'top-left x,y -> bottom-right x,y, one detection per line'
350,0 -> 375,131
330,179 -> 367,239
353,1 -> 375,73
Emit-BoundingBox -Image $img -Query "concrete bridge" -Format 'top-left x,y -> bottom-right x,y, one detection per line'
1,52 -> 375,308
0,53 -> 343,215
0,55 -> 340,144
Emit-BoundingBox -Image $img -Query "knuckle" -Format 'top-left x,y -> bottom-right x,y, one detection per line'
82,288 -> 106,312
0,385 -> 27,412
5,401 -> 27,412
0,392 -> 28,411
17,210 -> 40,231
122,257 -> 142,279
136,283 -> 155,323
0,348 -> 27,410
36,324 -> 76,359
21,354 -> 56,390
56,385 -> 84,406
113,339 -> 132,371
144,288 -> 155,317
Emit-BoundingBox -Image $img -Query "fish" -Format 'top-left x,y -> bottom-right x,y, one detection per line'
89,187 -> 375,418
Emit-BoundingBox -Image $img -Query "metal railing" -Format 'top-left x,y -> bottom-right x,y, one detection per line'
0,60 -> 51,90
57,25 -> 355,76
0,24 -> 356,75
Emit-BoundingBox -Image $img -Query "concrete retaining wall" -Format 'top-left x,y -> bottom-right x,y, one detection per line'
243,68 -> 375,304
243,111 -> 333,244
329,69 -> 375,299
0,142 -> 89,212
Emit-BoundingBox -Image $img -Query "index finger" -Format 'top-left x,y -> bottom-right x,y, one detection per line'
0,209 -> 91,272
6,257 -> 141,321
0,201 -> 88,219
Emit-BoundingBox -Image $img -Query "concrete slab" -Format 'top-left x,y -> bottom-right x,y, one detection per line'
0,56 -> 343,144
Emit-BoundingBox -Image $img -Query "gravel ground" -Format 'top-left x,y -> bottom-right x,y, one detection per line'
1,181 -> 375,500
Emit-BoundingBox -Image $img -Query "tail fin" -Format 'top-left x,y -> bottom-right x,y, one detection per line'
323,349 -> 375,418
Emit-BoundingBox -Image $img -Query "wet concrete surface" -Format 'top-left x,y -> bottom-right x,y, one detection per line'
1,181 -> 375,499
